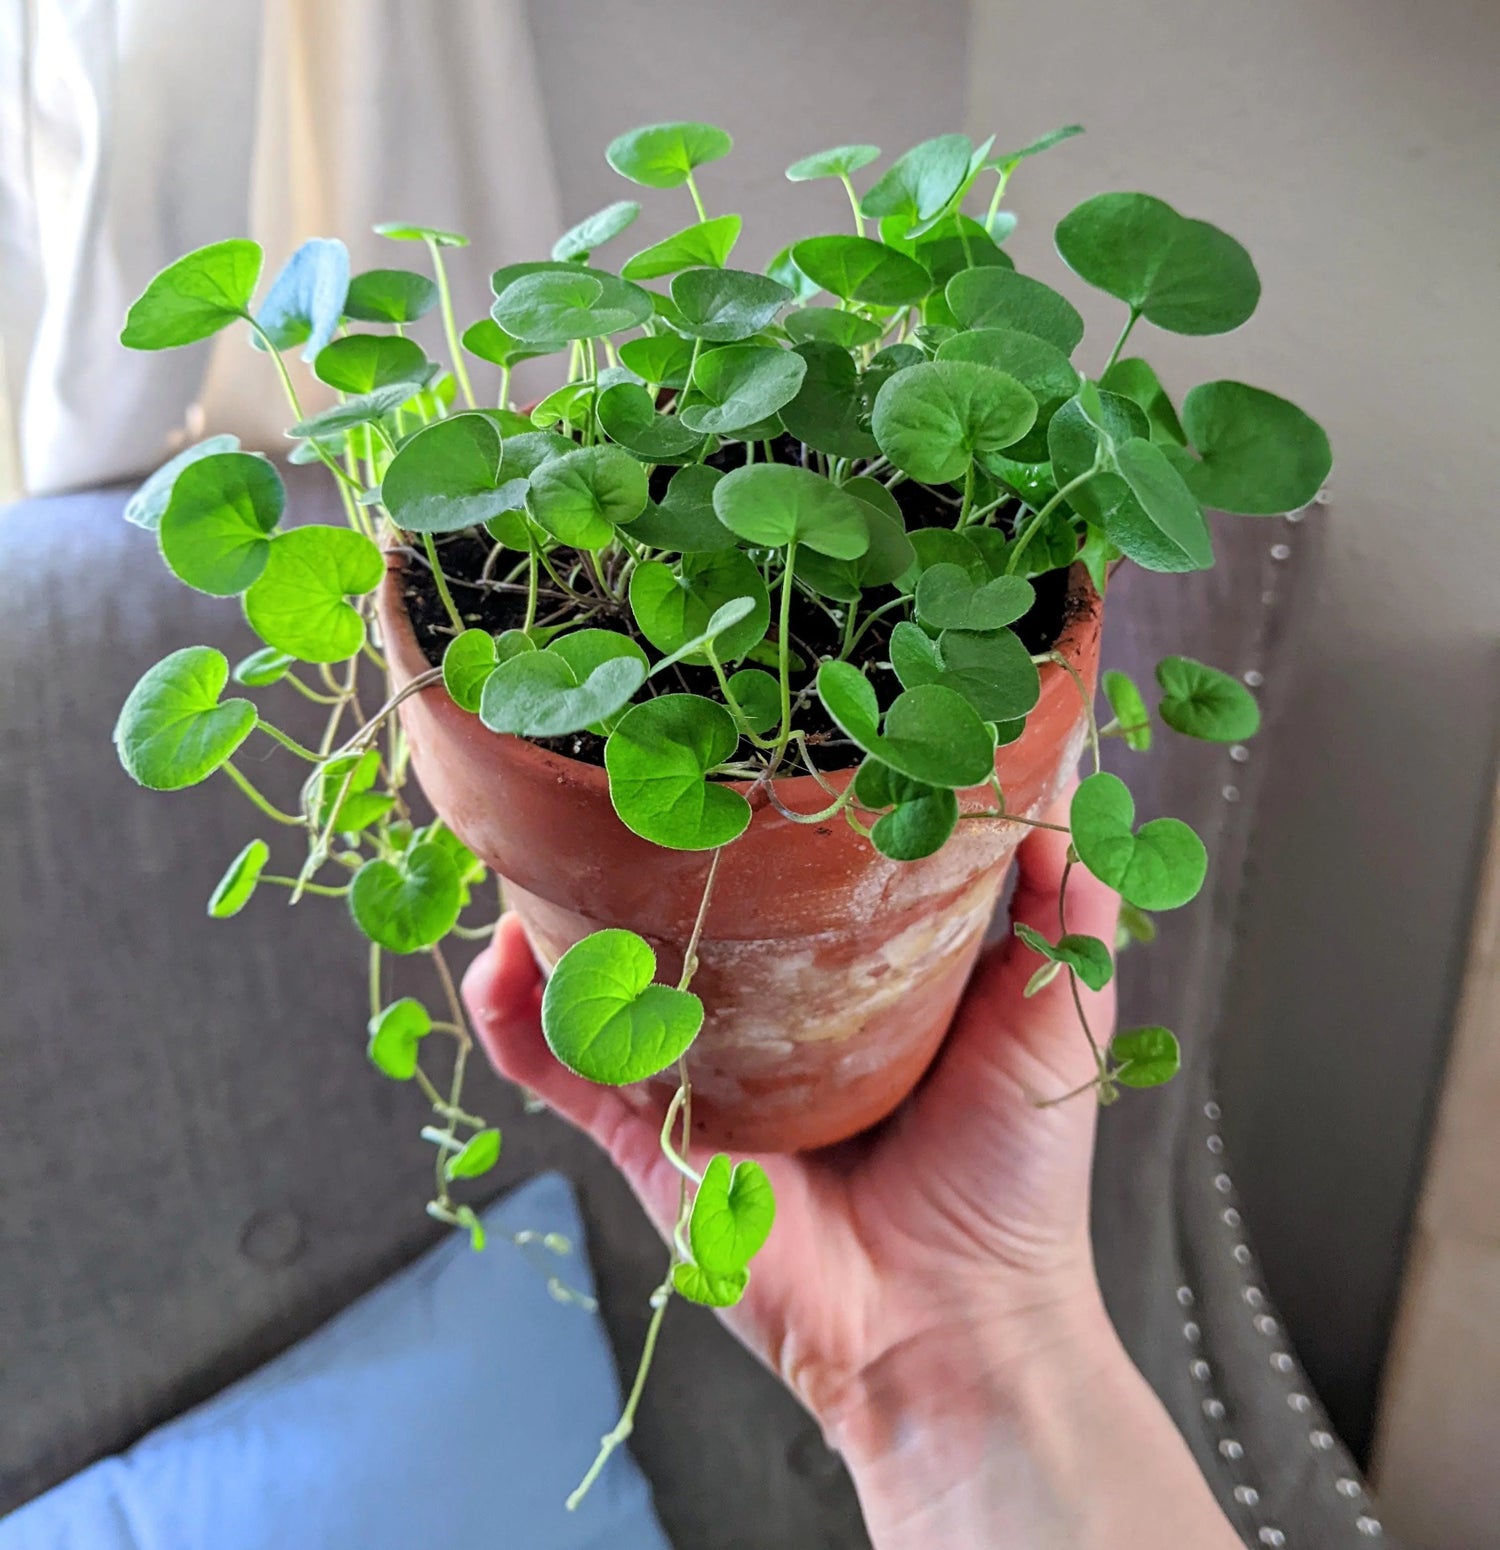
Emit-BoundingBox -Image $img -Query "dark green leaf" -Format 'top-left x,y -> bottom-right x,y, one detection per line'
937,326 -> 1079,461
726,668 -> 780,735
443,630 -> 499,712
526,444 -> 648,548
1177,381 -> 1331,515
853,760 -> 960,861
1112,437 -> 1215,573
629,464 -> 737,552
597,381 -> 709,461
479,652 -> 645,738
946,268 -> 1085,353
789,235 -> 930,307
381,414 -> 519,534
671,268 -> 791,342
460,317 -> 544,369
1099,357 -> 1186,446
618,332 -> 697,389
915,563 -> 1033,631
678,344 -> 806,434
871,360 -> 1036,483
125,435 -> 241,530
1155,655 -> 1260,742
775,342 -> 879,459
630,550 -> 769,662
712,463 -> 870,558
861,134 -> 972,232
492,267 -> 654,342
781,308 -> 883,350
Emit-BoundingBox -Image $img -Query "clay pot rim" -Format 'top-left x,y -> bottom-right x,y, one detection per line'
381,551 -> 1101,801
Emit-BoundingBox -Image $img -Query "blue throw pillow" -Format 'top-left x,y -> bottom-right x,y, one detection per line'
0,1173 -> 670,1550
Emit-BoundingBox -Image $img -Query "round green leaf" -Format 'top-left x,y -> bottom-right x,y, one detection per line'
617,332 -> 696,389
621,215 -> 742,280
479,652 -> 645,738
1112,437 -> 1215,573
678,345 -> 807,435
1055,193 -> 1260,336
446,1127 -> 502,1180
1013,922 -> 1114,992
726,668 -> 781,735
911,215 -> 1012,294
367,997 -> 433,1080
871,360 -> 1037,484
243,526 -> 384,663
1155,655 -> 1260,742
542,928 -> 705,1084
207,839 -> 270,919
630,551 -> 769,663
526,444 -> 648,549
860,134 -> 972,232
712,463 -> 870,558
120,239 -> 263,350
937,326 -> 1079,460
765,246 -> 821,304
114,646 -> 257,790
597,382 -> 709,461
373,222 -> 468,247
789,235 -> 930,308
795,498 -> 913,599
606,122 -> 733,189
671,268 -> 792,342
915,563 -> 1033,631
1177,381 -> 1331,515
1099,357 -> 1186,447
853,760 -> 960,861
781,308 -> 883,350
343,267 -> 438,324
492,267 -> 653,342
1111,1025 -> 1182,1087
443,630 -> 499,712
786,144 -> 880,182
253,238 -> 349,360
552,199 -> 642,261
1102,669 -> 1152,751
932,627 -> 1041,722
629,464 -> 736,553
158,451 -> 284,595
946,268 -> 1084,354
125,435 -> 242,531
672,1261 -> 749,1307
605,695 -> 752,849
314,334 -> 431,394
349,842 -> 463,953
460,318 -> 542,369
689,1154 -> 776,1274
1070,772 -> 1207,911
777,342 -> 879,459
233,646 -> 295,687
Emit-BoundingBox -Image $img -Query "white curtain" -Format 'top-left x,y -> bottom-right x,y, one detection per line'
0,0 -> 561,498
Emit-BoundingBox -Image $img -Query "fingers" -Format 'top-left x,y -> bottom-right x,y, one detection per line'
462,915 -> 682,1237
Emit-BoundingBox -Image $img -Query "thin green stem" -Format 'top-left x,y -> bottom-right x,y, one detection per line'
256,721 -> 322,762
1048,651 -> 1101,774
1103,309 -> 1139,375
1006,464 -> 1105,576
425,236 -> 476,409
839,173 -> 866,236
772,542 -> 799,760
684,171 -> 708,222
422,532 -> 466,634
280,674 -> 343,706
261,875 -> 349,897
221,761 -> 304,826
369,942 -> 383,1020
523,528 -> 541,632
984,167 -> 1011,231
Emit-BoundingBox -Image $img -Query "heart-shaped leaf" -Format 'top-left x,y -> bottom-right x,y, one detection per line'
443,629 -> 500,712
766,245 -> 821,304
479,652 -> 645,738
550,630 -> 651,732
629,464 -> 737,553
1102,669 -> 1152,751
778,342 -> 879,460
349,842 -> 463,953
712,463 -> 871,558
860,134 -> 972,233
911,215 -> 1012,293
673,1261 -> 750,1307
253,238 -> 350,360
120,239 -> 263,350
945,268 -> 1085,354
630,551 -> 769,663
367,998 -> 433,1080
1070,772 -> 1206,911
314,333 -> 431,394
789,235 -> 931,308
552,199 -> 642,261
158,451 -> 284,595
937,326 -> 1079,460
1111,1025 -> 1182,1087
915,563 -> 1033,631
1013,922 -> 1114,992
678,344 -> 807,435
445,1128 -> 502,1180
932,627 -> 1041,722
689,1154 -> 776,1274
492,266 -> 653,342
207,839 -> 270,919
344,268 -> 438,324
460,317 -> 543,370
1176,381 -> 1331,515
671,268 -> 792,342
872,360 -> 1037,484
605,695 -> 752,849
786,144 -> 880,182
114,646 -> 258,790
597,381 -> 709,461
817,661 -> 994,789
1155,656 -> 1260,742
243,526 -> 384,663
542,928 -> 705,1084
795,498 -> 914,600
852,759 -> 960,861
1055,193 -> 1260,336
125,435 -> 242,530
622,215 -> 742,280
526,444 -> 648,549
606,122 -> 733,189
618,332 -> 697,389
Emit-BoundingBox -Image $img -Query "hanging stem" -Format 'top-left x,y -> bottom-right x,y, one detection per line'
221,761 -> 304,826
255,721 -> 322,762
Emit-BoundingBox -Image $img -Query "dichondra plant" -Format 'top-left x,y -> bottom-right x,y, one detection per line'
114,120 -> 1330,1502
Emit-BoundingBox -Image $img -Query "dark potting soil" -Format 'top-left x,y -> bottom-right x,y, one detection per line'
400,435 -> 1074,770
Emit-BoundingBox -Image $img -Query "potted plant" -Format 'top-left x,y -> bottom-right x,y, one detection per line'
112,120 -> 1329,1498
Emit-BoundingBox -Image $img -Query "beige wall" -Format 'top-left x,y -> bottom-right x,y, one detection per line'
966,0 -> 1500,1454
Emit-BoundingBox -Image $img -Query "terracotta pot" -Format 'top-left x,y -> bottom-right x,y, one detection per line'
379,565 -> 1102,1152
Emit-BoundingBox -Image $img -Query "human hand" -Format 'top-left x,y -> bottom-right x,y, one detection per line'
463,798 -> 1239,1548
